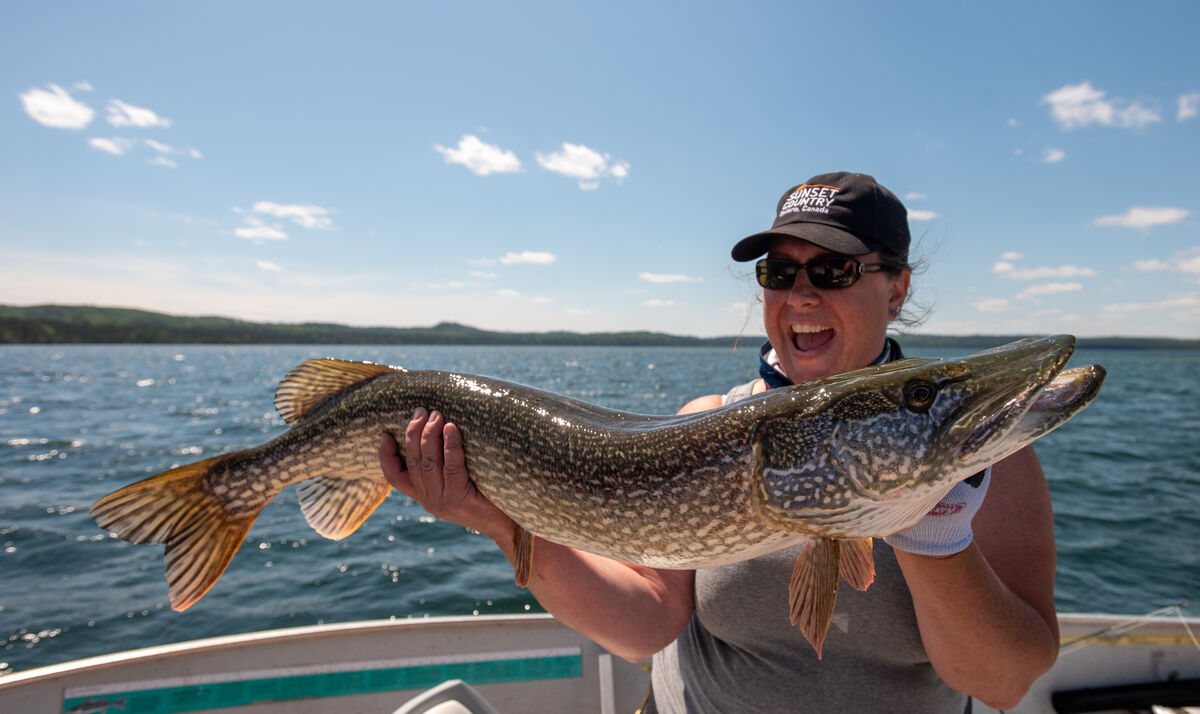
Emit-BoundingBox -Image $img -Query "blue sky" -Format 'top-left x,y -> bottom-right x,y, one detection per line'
2,1 -> 1197,338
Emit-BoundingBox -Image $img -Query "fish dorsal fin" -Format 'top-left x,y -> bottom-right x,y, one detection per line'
789,537 -> 841,659
275,359 -> 400,425
297,475 -> 393,540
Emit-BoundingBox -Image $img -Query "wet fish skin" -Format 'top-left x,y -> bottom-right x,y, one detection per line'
90,335 -> 1104,656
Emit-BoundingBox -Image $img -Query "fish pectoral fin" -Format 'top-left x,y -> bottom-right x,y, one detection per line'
838,537 -> 875,591
512,526 -> 535,588
297,476 -> 393,540
274,359 -> 400,425
789,537 -> 841,659
89,454 -> 256,611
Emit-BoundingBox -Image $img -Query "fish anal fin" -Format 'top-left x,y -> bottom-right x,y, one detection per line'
838,537 -> 875,591
512,526 -> 535,588
89,454 -> 259,611
789,537 -> 841,659
297,476 -> 393,540
274,359 -> 401,425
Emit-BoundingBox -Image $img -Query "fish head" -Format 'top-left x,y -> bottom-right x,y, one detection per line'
749,334 -> 1105,535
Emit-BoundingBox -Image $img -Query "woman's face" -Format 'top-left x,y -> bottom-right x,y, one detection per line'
762,237 -> 910,383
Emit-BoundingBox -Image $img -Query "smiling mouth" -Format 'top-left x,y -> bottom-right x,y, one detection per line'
791,324 -> 834,352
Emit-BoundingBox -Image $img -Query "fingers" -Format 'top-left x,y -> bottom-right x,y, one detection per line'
382,409 -> 515,540
399,407 -> 463,518
378,432 -> 413,493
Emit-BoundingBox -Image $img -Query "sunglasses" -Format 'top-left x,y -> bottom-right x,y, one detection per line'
755,256 -> 898,290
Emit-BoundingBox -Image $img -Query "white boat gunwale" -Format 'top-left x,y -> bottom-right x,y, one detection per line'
2,611 -> 1197,714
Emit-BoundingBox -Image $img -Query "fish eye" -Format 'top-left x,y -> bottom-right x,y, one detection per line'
902,379 -> 938,411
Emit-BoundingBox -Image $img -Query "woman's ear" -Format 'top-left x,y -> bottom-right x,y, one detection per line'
888,270 -> 912,318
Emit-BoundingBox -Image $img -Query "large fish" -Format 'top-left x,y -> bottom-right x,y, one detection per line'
91,335 -> 1104,656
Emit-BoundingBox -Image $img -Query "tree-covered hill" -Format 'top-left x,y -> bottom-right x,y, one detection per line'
2,304 -> 1197,350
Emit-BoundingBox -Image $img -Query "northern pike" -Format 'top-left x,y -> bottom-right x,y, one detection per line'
91,335 -> 1104,656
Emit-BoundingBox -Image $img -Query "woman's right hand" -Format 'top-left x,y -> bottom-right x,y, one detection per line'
379,407 -> 516,542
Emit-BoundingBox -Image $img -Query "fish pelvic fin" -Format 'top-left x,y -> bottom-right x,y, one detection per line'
89,455 -> 257,611
296,476 -> 392,540
512,526 -> 535,588
274,359 -> 400,425
838,537 -> 875,591
789,537 -> 841,659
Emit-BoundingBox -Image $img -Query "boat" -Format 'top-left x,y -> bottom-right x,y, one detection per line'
0,610 -> 1196,713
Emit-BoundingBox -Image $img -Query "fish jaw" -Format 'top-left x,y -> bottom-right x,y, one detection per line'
969,363 -> 1106,468
749,335 -> 1100,539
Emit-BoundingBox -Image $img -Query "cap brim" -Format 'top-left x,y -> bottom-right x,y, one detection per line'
730,224 -> 872,262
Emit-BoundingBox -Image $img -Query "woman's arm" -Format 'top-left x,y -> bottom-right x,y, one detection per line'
894,445 -> 1059,710
379,407 -> 698,662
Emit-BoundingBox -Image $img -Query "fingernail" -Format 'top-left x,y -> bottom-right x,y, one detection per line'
411,407 -> 427,420
429,410 -> 442,421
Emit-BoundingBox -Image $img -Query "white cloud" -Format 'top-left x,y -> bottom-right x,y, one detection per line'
1001,251 -> 1024,261
1042,147 -> 1066,163
1103,292 -> 1199,314
497,289 -> 521,298
1093,206 -> 1190,230
644,299 -> 676,308
994,263 -> 1097,280
498,251 -> 556,265
638,272 -> 702,284
434,134 -> 521,176
86,135 -> 201,166
256,260 -> 283,272
106,99 -> 171,128
1178,92 -> 1200,121
1042,81 -> 1161,130
469,270 -> 497,280
88,137 -> 135,155
235,217 -> 288,242
1016,282 -> 1084,299
19,84 -> 95,129
537,143 -> 606,179
907,209 -> 938,221
74,81 -> 94,92
252,202 -> 335,230
904,192 -> 927,200
1134,248 -> 1200,281
974,298 -> 1010,313
536,142 -> 629,189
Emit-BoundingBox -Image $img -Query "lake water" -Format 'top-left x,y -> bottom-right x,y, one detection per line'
1,343 -> 1197,675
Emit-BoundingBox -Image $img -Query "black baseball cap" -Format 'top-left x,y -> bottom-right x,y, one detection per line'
731,172 -> 911,261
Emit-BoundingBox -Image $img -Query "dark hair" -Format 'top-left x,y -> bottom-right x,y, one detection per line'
879,246 -> 930,330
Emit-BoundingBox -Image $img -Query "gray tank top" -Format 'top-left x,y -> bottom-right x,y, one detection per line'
649,380 -> 968,713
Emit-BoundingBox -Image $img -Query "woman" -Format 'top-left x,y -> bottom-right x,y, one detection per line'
379,172 -> 1059,712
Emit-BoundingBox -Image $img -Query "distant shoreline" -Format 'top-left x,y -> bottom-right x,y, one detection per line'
2,304 -> 1197,350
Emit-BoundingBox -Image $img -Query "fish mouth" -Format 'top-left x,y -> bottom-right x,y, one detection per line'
951,335 -> 1097,462
996,363 -> 1105,451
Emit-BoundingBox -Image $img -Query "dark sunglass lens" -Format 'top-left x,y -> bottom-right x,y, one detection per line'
756,259 -> 796,290
808,256 -> 858,288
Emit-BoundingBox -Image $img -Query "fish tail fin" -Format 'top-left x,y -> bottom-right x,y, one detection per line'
89,454 -> 258,611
